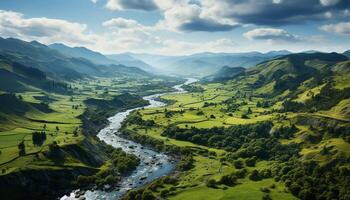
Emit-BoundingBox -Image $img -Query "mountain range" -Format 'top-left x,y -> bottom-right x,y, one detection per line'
127,50 -> 292,76
49,43 -> 154,72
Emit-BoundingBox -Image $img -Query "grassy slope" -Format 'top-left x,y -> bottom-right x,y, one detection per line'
123,54 -> 350,200
0,75 -> 180,174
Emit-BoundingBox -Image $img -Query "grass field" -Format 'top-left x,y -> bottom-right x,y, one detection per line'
0,76 -> 179,174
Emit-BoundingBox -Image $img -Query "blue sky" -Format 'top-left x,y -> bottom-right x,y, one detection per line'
0,0 -> 349,55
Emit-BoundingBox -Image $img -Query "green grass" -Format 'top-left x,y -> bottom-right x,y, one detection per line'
0,76 -> 178,173
169,179 -> 296,200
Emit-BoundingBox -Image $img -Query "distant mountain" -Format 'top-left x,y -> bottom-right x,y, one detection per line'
203,66 -> 245,82
49,43 -> 154,72
49,43 -> 112,65
343,50 -> 350,59
129,51 -> 291,76
0,37 -> 151,81
106,53 -> 154,72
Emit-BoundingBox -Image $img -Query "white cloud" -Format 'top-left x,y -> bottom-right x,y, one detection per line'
320,22 -> 350,35
320,0 -> 340,6
244,28 -> 299,41
91,0 -> 98,4
102,18 -> 141,29
157,2 -> 237,32
0,10 -> 98,46
272,0 -> 283,4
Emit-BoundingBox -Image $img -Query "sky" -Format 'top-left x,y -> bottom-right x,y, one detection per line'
0,0 -> 349,55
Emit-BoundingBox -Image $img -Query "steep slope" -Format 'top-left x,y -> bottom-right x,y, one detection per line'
0,56 -> 71,93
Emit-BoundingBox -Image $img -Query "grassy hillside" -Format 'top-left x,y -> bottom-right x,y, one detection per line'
0,37 -> 183,199
120,52 -> 350,200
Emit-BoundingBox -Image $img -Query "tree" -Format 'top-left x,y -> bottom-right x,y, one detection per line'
247,107 -> 252,114
220,174 -> 237,186
234,159 -> 244,169
262,194 -> 272,200
142,190 -> 155,200
249,170 -> 261,181
245,156 -> 257,167
206,179 -> 217,188
18,141 -> 26,156
32,131 -> 46,146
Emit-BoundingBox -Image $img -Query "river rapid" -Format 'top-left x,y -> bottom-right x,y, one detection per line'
62,78 -> 198,200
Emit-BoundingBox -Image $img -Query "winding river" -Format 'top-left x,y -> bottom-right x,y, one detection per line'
62,78 -> 198,200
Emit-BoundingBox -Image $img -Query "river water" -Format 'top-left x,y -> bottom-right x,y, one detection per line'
61,78 -> 197,200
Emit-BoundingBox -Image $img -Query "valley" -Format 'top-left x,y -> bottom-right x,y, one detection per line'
118,53 -> 350,200
0,38 -> 349,200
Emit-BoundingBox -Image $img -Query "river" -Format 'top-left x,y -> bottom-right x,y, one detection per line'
62,78 -> 198,200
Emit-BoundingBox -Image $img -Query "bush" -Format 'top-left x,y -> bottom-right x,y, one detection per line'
262,194 -> 272,200
249,170 -> 262,181
206,179 -> 217,188
234,159 -> 244,169
142,190 -> 155,200
245,156 -> 257,167
220,173 -> 237,186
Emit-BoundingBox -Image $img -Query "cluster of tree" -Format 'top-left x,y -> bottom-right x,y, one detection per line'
162,122 -> 300,161
42,80 -> 72,94
270,124 -> 298,139
106,147 -> 140,174
207,169 -> 248,188
76,147 -> 140,188
32,131 -> 47,146
274,158 -> 350,200
203,102 -> 217,107
125,112 -> 155,127
282,83 -> 350,112
256,101 -> 273,108
177,155 -> 194,171
181,84 -> 204,93
122,188 -> 155,200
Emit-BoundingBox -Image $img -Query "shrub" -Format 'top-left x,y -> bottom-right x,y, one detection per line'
206,179 -> 217,188
234,159 -> 244,169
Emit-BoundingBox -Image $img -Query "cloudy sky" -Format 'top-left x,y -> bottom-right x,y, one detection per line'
0,0 -> 349,55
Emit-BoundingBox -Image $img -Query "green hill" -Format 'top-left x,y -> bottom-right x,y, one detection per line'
120,52 -> 350,200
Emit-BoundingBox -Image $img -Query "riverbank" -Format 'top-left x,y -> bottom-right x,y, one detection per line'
62,78 -> 197,200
